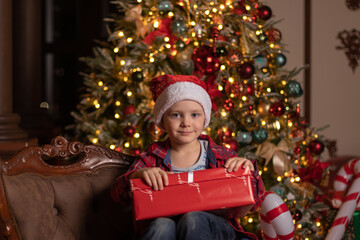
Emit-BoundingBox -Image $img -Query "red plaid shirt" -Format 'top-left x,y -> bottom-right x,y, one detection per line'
111,134 -> 264,239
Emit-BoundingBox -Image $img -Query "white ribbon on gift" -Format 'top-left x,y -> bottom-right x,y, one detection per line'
255,139 -> 291,176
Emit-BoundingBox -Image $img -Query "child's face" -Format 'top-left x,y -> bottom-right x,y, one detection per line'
162,100 -> 205,146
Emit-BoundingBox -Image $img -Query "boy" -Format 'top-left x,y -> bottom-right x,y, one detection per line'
111,74 -> 264,240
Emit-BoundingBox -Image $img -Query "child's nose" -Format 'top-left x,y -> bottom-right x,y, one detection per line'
181,116 -> 191,126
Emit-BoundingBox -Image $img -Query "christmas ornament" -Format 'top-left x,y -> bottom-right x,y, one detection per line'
293,146 -> 301,155
257,101 -> 271,116
233,1 -> 247,15
252,128 -> 268,143
123,105 -> 136,116
225,80 -> 242,98
131,71 -> 144,82
269,102 -> 286,116
273,53 -> 287,67
292,209 -> 302,221
253,54 -> 268,69
224,99 -> 235,111
285,80 -> 303,98
226,139 -> 239,152
193,46 -> 220,75
236,131 -> 253,144
259,192 -> 295,240
171,20 -> 187,37
219,128 -> 233,142
123,125 -> 136,137
266,28 -> 282,43
257,6 -> 272,21
238,62 -> 255,79
209,26 -> 220,40
228,49 -> 243,65
158,1 -> 173,12
130,148 -> 142,155
309,139 -> 325,155
244,83 -> 255,96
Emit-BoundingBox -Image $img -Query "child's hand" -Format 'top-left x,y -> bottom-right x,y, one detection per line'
130,167 -> 173,191
224,157 -> 254,172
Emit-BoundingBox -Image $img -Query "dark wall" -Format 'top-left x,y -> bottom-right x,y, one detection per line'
12,0 -> 110,144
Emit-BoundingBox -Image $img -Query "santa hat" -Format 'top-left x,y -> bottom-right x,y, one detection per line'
149,74 -> 212,130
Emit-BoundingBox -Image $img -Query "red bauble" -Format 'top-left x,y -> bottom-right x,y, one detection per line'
270,102 -> 286,116
130,148 -> 142,155
209,26 -> 219,40
218,128 -> 233,141
193,46 -> 220,75
123,126 -> 136,138
224,99 -> 235,111
309,139 -> 325,155
238,62 -> 255,79
257,5 -> 272,20
226,139 -> 239,152
225,80 -> 242,97
123,105 -> 136,117
266,28 -> 282,43
293,146 -> 301,155
245,83 -> 255,96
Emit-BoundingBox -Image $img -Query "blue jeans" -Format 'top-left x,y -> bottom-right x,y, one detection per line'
141,211 -> 244,240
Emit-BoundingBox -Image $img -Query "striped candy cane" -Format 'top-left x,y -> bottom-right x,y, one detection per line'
326,158 -> 360,240
332,158 -> 360,208
259,191 -> 295,240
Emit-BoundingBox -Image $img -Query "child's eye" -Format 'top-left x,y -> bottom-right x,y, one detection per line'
172,113 -> 181,118
191,113 -> 199,118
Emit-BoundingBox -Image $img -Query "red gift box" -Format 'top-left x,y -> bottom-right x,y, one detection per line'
130,167 -> 255,220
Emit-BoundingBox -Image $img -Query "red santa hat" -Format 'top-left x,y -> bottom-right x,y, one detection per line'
149,74 -> 212,130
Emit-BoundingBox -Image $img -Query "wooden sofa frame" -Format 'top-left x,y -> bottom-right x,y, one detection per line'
0,136 -> 136,240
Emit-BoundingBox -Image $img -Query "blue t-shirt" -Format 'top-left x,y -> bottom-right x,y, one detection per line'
171,139 -> 208,173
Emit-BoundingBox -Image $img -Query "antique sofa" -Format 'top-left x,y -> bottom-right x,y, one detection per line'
0,136 -> 136,240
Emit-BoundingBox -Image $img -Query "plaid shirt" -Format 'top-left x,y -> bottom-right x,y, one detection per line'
111,134 -> 264,239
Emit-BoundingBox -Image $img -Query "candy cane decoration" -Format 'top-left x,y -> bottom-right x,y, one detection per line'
259,191 -> 295,240
332,158 -> 360,208
326,158 -> 360,240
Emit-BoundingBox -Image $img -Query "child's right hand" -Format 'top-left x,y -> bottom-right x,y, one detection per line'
130,167 -> 173,191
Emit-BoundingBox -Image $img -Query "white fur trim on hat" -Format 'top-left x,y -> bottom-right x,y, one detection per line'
153,81 -> 212,130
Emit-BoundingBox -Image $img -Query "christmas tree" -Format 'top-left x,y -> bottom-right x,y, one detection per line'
71,0 -> 334,238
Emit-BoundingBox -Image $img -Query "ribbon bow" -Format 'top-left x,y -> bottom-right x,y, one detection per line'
256,139 -> 291,175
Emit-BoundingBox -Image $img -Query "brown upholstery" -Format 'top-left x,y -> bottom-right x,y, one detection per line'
0,136 -> 136,240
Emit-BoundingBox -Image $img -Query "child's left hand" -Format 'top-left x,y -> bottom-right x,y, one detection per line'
224,157 -> 254,172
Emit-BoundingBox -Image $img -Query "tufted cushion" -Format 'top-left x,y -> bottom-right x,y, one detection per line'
3,167 -> 133,240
